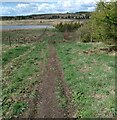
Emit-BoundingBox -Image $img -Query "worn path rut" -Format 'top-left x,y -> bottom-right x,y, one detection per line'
21,44 -> 74,118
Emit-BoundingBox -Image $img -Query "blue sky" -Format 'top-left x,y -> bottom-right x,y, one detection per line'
0,0 -> 110,16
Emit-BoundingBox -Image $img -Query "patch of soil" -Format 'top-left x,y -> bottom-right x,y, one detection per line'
83,50 -> 97,55
20,44 -> 74,118
100,46 -> 117,52
52,45 -> 75,118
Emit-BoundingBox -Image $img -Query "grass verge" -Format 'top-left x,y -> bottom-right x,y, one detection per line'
56,41 -> 115,118
56,78 -> 68,109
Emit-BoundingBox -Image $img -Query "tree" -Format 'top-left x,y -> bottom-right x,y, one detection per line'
90,1 -> 117,44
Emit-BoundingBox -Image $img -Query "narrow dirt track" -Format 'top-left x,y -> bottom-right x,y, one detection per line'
21,44 -> 74,118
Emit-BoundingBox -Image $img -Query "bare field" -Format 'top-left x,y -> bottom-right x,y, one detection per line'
1,19 -> 86,26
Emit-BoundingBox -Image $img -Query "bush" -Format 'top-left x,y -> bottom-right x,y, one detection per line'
55,22 -> 82,32
76,22 -> 92,43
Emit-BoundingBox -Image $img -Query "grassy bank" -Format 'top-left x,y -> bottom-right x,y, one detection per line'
56,41 -> 115,118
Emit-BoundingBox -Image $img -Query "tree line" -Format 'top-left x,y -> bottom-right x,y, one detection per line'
1,12 -> 91,21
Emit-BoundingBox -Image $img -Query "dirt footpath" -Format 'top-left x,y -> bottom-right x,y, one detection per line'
21,45 -> 74,118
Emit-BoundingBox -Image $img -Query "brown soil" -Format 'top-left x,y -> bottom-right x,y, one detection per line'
21,44 -> 74,118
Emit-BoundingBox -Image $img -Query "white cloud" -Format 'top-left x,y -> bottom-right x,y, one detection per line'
87,6 -> 96,11
16,3 -> 29,9
37,3 -> 56,12
0,0 -> 113,2
0,0 -> 113,16
0,0 -> 58,2
0,6 -> 14,15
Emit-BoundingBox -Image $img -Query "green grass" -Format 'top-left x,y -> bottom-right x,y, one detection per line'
2,29 -> 116,118
2,28 -> 56,45
2,39 -> 48,118
2,46 -> 30,66
56,78 -> 68,109
56,42 -> 115,118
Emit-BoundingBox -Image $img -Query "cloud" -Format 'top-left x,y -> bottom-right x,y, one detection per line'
0,6 -> 14,16
0,0 -> 58,2
15,3 -> 37,15
37,3 -> 56,13
16,3 -> 29,9
0,0 -> 112,16
0,0 -> 113,2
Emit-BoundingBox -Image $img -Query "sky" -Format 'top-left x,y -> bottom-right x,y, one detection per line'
0,0 -> 111,16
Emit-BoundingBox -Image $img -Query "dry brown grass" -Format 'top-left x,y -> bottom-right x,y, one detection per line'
1,19 -> 75,26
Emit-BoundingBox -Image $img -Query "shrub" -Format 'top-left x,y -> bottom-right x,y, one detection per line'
76,22 -> 92,43
55,22 -> 82,32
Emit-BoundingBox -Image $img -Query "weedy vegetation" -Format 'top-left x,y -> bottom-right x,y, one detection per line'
2,1 -> 116,118
2,29 -> 49,118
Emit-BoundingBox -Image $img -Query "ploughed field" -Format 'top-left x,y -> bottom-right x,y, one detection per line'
2,28 -> 115,119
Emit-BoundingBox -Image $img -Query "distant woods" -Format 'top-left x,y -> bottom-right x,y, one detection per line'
1,12 -> 91,21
